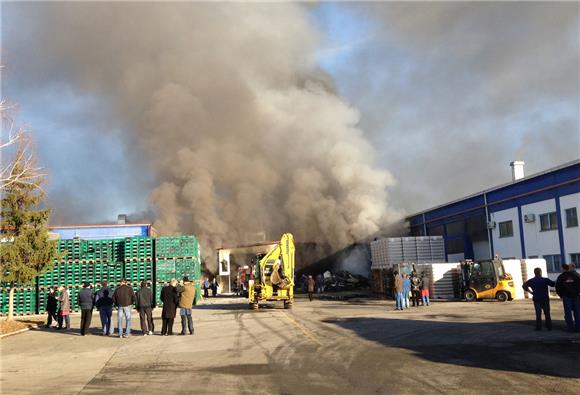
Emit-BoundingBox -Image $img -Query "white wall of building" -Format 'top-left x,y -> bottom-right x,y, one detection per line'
560,192 -> 580,262
521,199 -> 560,258
490,207 -> 522,259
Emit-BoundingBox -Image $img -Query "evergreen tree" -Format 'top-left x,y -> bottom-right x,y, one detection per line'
1,142 -> 58,320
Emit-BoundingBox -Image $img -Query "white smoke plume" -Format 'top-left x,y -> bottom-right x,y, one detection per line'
2,3 -> 399,263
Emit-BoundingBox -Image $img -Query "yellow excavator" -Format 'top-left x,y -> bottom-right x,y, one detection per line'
248,233 -> 295,310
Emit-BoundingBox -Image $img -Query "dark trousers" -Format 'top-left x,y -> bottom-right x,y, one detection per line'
139,307 -> 154,334
58,313 -> 70,329
180,314 -> 194,334
562,296 -> 580,330
412,290 -> 422,306
80,309 -> 93,335
534,300 -> 552,330
46,310 -> 58,328
308,292 -> 313,301
161,318 -> 174,335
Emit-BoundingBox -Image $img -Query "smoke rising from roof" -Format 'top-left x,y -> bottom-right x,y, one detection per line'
2,3 -> 399,261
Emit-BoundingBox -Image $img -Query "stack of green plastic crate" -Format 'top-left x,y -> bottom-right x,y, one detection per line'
124,237 -> 153,283
0,284 -> 37,316
154,236 -> 201,306
2,234 -> 202,315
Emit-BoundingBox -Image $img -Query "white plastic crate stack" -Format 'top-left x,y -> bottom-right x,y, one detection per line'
370,238 -> 403,268
429,236 -> 445,262
371,236 -> 446,266
371,239 -> 389,268
502,259 -> 525,299
402,237 -> 418,262
416,237 -> 431,263
387,238 -> 404,264
417,263 -> 460,300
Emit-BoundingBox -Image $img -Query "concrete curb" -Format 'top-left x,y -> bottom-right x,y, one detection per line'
0,326 -> 32,339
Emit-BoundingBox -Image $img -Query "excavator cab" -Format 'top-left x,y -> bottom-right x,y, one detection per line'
461,259 -> 515,302
248,233 -> 295,310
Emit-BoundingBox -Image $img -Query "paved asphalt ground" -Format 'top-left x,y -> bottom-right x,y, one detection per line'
1,296 -> 579,395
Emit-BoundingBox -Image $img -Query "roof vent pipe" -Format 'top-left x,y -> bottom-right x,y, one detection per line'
117,214 -> 127,225
510,160 -> 525,181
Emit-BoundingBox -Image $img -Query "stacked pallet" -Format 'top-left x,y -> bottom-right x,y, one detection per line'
1,234 -> 203,315
155,236 -> 201,305
417,263 -> 461,300
371,236 -> 445,267
0,285 -> 37,316
123,237 -> 153,283
502,259 -> 526,300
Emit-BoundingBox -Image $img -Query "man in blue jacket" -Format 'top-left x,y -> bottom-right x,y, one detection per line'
523,268 -> 555,331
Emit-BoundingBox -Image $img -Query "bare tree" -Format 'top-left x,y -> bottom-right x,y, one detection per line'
1,100 -> 44,191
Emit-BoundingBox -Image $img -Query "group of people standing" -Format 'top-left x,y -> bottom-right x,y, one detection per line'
523,264 -> 580,332
44,276 -> 198,337
202,278 -> 218,298
393,271 -> 430,310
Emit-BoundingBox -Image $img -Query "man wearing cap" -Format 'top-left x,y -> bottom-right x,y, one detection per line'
179,276 -> 196,335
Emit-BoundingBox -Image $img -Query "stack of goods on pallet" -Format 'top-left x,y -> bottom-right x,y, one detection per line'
123,237 -> 153,293
0,284 -> 37,316
37,238 -> 124,314
416,263 -> 461,300
1,234 -> 202,315
502,259 -> 526,300
155,236 -> 201,305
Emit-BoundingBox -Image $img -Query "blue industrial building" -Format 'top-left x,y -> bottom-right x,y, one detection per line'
406,159 -> 580,273
49,223 -> 156,240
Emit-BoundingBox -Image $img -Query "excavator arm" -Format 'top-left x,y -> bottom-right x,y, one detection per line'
249,233 -> 295,309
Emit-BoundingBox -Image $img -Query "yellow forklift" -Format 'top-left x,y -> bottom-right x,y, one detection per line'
461,259 -> 516,302
248,233 -> 295,310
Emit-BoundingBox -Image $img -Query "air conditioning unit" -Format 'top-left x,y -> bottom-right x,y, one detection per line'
487,221 -> 496,229
524,214 -> 535,223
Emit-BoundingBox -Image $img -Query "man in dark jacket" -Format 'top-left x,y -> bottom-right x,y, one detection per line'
161,279 -> 179,336
410,272 -> 422,307
112,279 -> 136,338
523,267 -> 556,331
78,282 -> 94,336
555,264 -> 580,332
135,281 -> 155,336
95,280 -> 114,335
95,289 -> 114,336
45,287 -> 58,328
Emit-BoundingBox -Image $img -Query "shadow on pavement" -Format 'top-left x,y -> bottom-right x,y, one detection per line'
324,317 -> 580,379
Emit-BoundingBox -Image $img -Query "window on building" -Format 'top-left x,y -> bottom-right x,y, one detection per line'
565,208 -> 578,228
544,254 -> 562,272
540,212 -> 558,231
446,238 -> 464,254
528,255 -> 538,259
498,221 -> 513,238
570,253 -> 580,265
